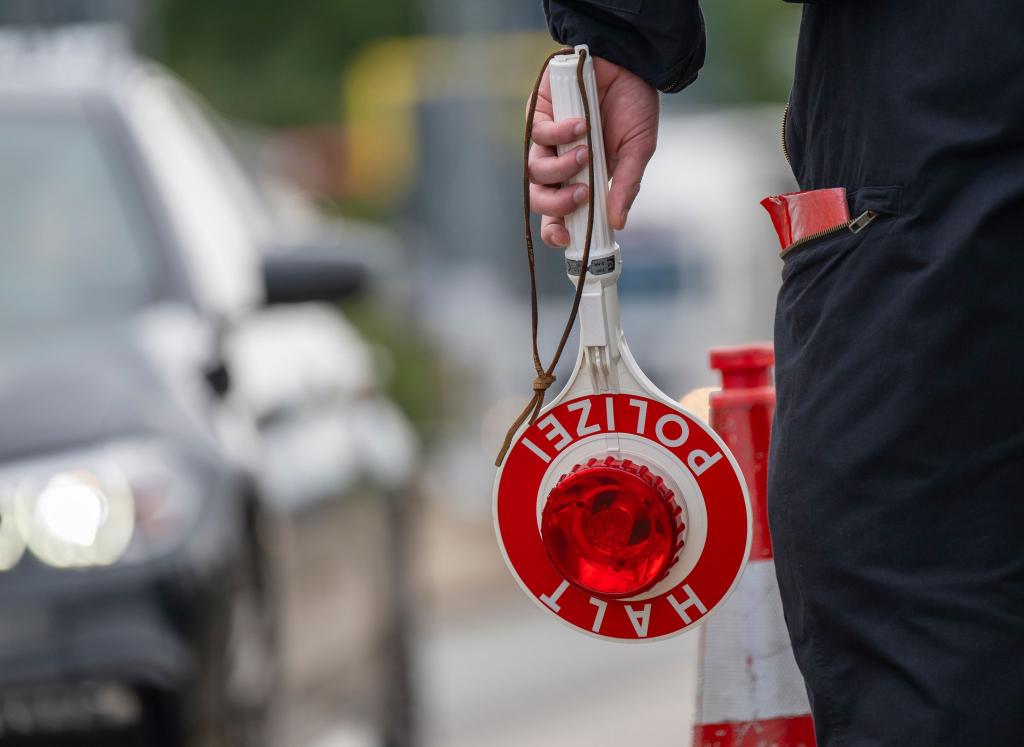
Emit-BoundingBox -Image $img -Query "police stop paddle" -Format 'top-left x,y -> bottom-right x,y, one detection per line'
493,46 -> 752,642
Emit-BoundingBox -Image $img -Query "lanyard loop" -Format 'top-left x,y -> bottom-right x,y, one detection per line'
495,48 -> 598,466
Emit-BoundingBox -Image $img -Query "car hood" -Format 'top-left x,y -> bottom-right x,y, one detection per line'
0,306 -> 218,462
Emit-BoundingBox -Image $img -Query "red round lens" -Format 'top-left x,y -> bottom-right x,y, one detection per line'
540,457 -> 685,598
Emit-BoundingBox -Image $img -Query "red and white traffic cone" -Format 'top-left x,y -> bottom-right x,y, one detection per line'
691,344 -> 816,747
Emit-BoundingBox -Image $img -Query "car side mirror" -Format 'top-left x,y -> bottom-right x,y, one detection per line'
262,252 -> 367,305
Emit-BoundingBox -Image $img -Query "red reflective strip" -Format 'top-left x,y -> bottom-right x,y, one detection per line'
760,188 -> 849,251
695,716 -> 816,747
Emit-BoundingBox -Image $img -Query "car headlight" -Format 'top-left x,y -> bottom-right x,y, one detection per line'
0,440 -> 205,571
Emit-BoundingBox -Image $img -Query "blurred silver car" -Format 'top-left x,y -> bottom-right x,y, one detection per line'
0,25 -> 416,746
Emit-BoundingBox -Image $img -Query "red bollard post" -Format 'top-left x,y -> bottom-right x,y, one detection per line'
692,344 -> 817,747
708,345 -> 776,563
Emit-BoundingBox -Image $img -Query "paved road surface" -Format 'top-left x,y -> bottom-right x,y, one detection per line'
303,591 -> 697,747
418,591 -> 698,746
284,500 -> 699,747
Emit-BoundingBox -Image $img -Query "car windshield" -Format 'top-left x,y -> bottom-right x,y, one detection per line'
0,105 -> 159,324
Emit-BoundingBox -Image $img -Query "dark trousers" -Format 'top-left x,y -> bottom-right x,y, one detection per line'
769,189 -> 1024,745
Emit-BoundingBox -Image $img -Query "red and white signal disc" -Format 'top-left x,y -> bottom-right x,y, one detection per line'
494,393 -> 751,642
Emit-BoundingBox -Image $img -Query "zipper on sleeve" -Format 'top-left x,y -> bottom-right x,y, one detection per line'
660,67 -> 690,94
781,102 -> 792,167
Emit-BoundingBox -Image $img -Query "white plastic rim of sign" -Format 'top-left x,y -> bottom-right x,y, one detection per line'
494,392 -> 751,642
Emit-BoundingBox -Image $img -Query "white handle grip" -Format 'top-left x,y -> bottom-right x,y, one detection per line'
548,46 -> 617,273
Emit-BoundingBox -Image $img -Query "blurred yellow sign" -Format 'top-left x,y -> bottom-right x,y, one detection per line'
343,31 -> 556,203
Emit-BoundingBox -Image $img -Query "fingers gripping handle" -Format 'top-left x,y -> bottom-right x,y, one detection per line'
549,46 -> 618,273
549,46 -> 624,393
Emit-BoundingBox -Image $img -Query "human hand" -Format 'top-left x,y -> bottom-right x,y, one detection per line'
528,56 -> 659,248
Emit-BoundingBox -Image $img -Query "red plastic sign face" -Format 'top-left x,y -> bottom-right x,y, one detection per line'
495,394 -> 750,641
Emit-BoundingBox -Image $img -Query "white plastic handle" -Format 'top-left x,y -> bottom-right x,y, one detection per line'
548,46 -> 617,271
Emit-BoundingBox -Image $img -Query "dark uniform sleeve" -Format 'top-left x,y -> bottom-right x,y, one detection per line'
542,0 -> 706,93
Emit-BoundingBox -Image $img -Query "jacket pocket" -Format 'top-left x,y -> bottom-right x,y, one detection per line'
780,185 -> 902,261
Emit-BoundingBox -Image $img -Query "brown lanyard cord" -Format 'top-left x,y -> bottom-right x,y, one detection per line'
495,48 -> 597,466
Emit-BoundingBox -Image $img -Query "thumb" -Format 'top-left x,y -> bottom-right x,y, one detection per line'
607,148 -> 652,230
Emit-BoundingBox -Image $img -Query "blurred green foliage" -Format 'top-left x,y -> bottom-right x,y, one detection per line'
342,299 -> 444,441
152,0 -> 418,126
153,0 -> 800,127
694,0 -> 801,103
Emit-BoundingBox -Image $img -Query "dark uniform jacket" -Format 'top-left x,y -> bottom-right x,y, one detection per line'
543,2 -> 1024,746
